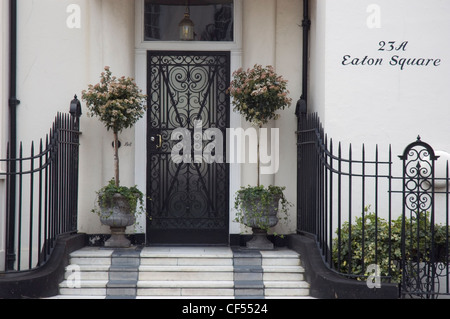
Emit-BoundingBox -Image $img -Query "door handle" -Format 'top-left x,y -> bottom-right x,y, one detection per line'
156,134 -> 162,149
151,134 -> 162,149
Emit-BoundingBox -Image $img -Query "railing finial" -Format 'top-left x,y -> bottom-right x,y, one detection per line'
70,95 -> 82,131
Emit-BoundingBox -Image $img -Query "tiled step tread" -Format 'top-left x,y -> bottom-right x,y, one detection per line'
235,280 -> 264,289
107,280 -> 138,288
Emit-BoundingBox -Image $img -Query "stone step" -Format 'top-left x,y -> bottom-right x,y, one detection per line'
137,287 -> 235,297
59,279 -> 108,296
265,288 -> 310,297
140,257 -> 233,266
264,280 -> 310,289
60,280 -> 108,289
138,265 -> 234,272
138,270 -> 234,281
264,272 -> 305,281
137,280 -> 235,288
57,246 -> 311,299
140,246 -> 233,258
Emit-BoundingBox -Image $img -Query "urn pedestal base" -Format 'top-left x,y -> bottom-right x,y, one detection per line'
246,228 -> 274,250
104,226 -> 131,248
99,193 -> 136,248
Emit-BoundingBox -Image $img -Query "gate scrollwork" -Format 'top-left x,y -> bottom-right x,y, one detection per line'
400,136 -> 441,298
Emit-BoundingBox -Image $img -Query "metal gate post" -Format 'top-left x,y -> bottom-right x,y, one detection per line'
399,136 -> 439,298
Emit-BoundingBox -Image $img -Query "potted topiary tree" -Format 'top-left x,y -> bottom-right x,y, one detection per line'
82,66 -> 147,248
228,64 -> 293,249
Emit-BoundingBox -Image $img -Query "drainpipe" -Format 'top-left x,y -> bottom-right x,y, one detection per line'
296,0 -> 311,236
296,0 -> 310,116
6,0 -> 20,271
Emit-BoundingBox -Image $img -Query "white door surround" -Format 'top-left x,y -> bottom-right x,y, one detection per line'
134,0 -> 243,240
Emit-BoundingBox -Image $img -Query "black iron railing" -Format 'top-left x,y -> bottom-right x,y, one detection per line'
297,112 -> 450,298
297,113 -> 393,279
0,97 -> 81,273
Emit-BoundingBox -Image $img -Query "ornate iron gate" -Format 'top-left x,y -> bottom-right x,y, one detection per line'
146,51 -> 230,245
399,137 -> 449,298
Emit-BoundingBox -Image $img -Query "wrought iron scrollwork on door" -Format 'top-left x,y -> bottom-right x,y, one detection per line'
146,51 -> 230,244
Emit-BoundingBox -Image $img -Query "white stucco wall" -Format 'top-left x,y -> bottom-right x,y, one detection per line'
8,0 -> 303,240
309,0 -> 450,223
273,0 -> 303,234
241,0 -> 302,235
79,0 -> 136,235
0,1 -> 7,156
4,0 -> 450,253
311,0 -> 450,149
14,0 -> 136,235
0,0 -> 8,272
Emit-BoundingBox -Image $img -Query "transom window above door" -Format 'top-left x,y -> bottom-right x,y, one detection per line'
144,0 -> 234,42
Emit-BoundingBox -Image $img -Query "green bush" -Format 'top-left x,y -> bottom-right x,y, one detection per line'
332,206 -> 449,283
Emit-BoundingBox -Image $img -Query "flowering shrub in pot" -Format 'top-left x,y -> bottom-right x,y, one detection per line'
228,64 -> 292,249
228,64 -> 292,127
82,66 -> 147,247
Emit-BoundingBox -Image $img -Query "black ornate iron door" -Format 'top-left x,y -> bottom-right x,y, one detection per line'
146,51 -> 230,245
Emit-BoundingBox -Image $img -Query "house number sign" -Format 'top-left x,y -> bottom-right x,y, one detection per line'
341,41 -> 442,70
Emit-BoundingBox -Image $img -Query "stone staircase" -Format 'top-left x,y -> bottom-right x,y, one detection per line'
55,246 -> 310,299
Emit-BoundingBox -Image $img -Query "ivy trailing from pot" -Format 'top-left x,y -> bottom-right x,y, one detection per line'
91,179 -> 146,246
93,179 -> 145,218
82,66 -> 147,248
234,185 -> 291,232
228,64 -> 292,249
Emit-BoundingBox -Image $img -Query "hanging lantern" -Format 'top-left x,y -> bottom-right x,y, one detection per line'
179,6 -> 195,41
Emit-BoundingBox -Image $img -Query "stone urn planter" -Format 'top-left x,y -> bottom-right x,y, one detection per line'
94,180 -> 144,248
241,194 -> 281,250
99,193 -> 137,248
234,185 -> 291,250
